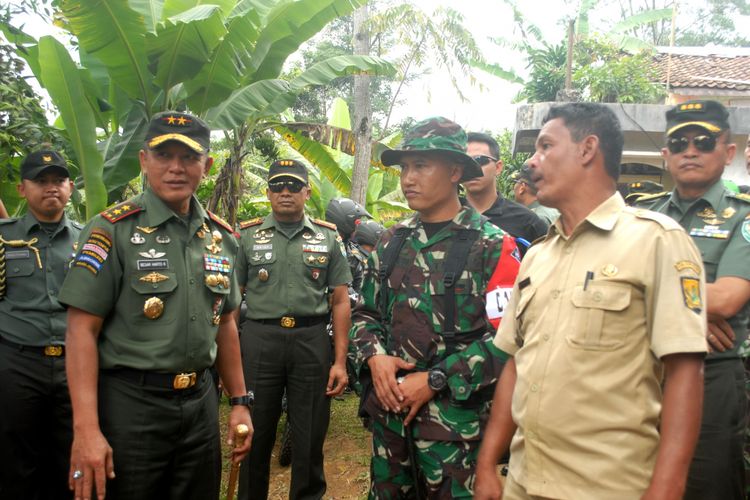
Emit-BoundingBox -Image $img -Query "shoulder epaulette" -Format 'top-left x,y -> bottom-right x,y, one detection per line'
728,192 -> 750,203
239,217 -> 264,230
635,191 -> 669,203
0,218 -> 16,225
312,218 -> 337,231
101,201 -> 142,223
630,207 -> 682,231
207,211 -> 237,236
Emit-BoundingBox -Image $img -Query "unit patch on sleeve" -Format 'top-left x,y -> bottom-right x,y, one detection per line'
680,276 -> 702,314
75,229 -> 112,275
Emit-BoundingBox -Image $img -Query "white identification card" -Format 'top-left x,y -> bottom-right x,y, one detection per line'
486,287 -> 513,320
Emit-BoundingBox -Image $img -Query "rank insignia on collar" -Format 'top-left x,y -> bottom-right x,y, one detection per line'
130,232 -> 146,245
139,272 -> 169,284
197,223 -> 209,239
139,248 -> 166,259
136,226 -> 158,234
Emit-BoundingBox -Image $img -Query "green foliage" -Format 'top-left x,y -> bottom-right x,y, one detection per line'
516,42 -> 567,103
495,129 -> 528,199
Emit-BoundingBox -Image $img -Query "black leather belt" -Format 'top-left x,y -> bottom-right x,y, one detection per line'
252,315 -> 328,328
105,368 -> 207,390
0,336 -> 64,357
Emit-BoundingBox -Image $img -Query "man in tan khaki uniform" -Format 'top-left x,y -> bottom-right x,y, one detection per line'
474,103 -> 707,500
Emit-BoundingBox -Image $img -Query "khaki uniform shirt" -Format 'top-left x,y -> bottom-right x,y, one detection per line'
59,189 -> 240,372
237,214 -> 351,319
495,193 -> 707,499
0,213 -> 81,346
635,180 -> 750,359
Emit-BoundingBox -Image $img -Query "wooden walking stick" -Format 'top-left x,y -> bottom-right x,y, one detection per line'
226,424 -> 249,500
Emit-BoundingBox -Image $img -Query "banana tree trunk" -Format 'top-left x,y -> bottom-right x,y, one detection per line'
350,4 -> 371,206
209,125 -> 248,226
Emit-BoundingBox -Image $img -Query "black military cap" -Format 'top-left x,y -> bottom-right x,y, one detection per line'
665,100 -> 730,137
510,165 -> 534,185
268,159 -> 309,184
20,150 -> 70,180
145,111 -> 210,154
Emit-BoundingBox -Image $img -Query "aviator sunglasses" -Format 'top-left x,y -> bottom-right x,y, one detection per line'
472,155 -> 498,166
268,179 -> 305,193
666,134 -> 718,154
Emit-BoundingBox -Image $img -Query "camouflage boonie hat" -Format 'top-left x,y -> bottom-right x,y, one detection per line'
381,116 -> 482,181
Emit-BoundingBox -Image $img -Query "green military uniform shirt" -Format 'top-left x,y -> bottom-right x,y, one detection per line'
0,212 -> 81,346
58,188 -> 240,372
528,200 -> 559,227
237,214 -> 351,319
636,180 -> 750,359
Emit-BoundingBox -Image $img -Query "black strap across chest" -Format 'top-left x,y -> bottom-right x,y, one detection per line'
378,226 -> 480,340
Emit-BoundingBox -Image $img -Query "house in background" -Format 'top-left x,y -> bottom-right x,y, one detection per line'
512,46 -> 750,189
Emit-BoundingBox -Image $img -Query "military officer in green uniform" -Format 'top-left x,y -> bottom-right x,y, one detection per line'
236,159 -> 351,500
58,112 -> 252,500
0,150 -> 80,499
636,100 -> 750,500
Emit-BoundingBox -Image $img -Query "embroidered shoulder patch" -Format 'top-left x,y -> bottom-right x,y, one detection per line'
239,217 -> 264,230
101,202 -> 141,223
312,218 -> 337,231
680,276 -> 702,314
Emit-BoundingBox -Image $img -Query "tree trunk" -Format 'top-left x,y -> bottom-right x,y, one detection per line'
350,4 -> 371,206
209,124 -> 247,225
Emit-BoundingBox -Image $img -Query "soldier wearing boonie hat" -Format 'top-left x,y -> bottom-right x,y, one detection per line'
636,99 -> 750,500
0,149 -> 80,499
349,117 -> 522,497
58,111 -> 252,500
236,159 -> 352,500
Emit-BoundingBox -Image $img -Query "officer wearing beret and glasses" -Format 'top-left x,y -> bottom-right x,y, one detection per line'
58,111 -> 252,500
635,100 -> 750,500
0,150 -> 80,499
236,160 -> 351,500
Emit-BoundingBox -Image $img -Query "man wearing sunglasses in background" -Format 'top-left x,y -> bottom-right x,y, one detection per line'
636,100 -> 750,500
236,159 -> 351,500
464,133 -> 548,248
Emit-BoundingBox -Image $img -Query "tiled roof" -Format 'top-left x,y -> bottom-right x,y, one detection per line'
653,53 -> 750,91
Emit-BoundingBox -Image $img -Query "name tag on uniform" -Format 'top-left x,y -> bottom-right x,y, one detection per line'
303,244 -> 328,253
486,287 -> 513,320
5,249 -> 30,260
252,244 -> 273,251
137,259 -> 169,270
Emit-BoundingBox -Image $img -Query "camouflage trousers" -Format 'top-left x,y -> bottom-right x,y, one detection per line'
369,419 -> 479,499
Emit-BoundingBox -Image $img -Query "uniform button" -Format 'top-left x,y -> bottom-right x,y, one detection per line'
458,386 -> 466,394
47,267 -> 52,273
543,334 -> 550,341
564,246 -> 572,254
593,292 -> 603,301
551,290 -> 560,299
189,278 -> 195,285
190,315 -> 197,321
527,431 -> 536,440
530,383 -> 538,392
152,284 -> 158,289
12,267 -> 19,273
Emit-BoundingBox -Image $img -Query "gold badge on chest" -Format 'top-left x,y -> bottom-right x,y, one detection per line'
143,296 -> 164,319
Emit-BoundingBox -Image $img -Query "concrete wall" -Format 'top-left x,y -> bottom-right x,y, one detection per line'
512,102 -> 750,186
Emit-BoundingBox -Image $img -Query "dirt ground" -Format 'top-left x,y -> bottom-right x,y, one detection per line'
222,393 -> 371,500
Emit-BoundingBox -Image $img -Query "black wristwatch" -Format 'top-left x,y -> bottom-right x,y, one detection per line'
229,391 -> 254,408
427,368 -> 448,392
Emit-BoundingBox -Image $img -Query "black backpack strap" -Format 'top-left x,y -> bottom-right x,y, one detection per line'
377,227 -> 411,318
442,229 -> 480,343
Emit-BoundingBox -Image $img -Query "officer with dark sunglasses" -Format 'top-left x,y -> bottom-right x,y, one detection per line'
635,100 -> 750,500
235,159 -> 352,500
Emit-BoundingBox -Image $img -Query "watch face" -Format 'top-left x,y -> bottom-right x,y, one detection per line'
428,369 -> 447,391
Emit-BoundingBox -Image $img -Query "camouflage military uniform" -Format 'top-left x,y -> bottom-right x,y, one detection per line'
350,206 -> 518,498
347,239 -> 366,294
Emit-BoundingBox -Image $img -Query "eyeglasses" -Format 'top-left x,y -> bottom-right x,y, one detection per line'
472,155 -> 498,166
666,134 -> 718,154
268,180 -> 305,193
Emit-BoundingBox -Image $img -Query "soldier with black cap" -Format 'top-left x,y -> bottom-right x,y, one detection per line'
58,111 -> 252,500
236,159 -> 351,500
0,149 -> 80,499
636,99 -> 750,500
624,180 -> 665,205
349,117 -> 521,497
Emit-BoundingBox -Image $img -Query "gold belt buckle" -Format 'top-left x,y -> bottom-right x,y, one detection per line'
173,372 -> 197,390
280,316 -> 295,328
44,345 -> 63,357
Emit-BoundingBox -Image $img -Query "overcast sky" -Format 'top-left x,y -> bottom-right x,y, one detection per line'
11,0 -> 750,135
